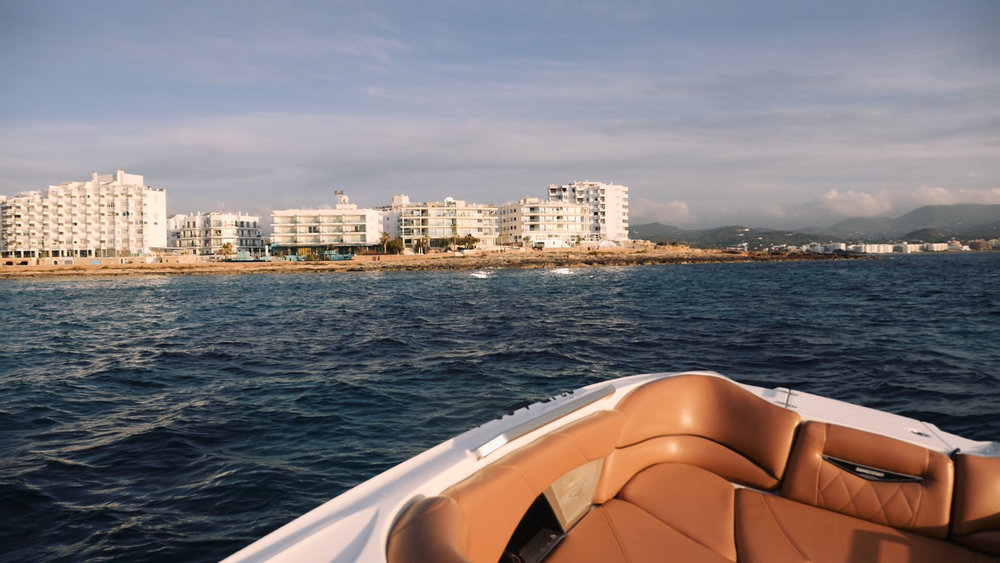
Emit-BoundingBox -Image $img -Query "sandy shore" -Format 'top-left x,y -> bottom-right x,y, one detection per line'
0,247 -> 865,279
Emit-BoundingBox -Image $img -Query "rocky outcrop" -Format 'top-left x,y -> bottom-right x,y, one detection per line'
0,248 -> 865,278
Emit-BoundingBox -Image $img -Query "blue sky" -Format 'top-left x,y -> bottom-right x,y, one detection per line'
2,0 -> 998,228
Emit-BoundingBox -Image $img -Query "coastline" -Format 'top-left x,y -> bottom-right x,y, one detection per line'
0,247 -> 867,279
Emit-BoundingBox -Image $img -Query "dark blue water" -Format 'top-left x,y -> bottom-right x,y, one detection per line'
2,253 -> 998,561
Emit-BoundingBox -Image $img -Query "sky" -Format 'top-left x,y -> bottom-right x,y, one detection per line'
1,0 -> 998,229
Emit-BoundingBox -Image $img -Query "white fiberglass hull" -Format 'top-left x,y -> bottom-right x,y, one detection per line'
223,371 -> 997,563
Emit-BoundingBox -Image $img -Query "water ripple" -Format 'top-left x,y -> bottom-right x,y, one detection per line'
1,253 -> 998,561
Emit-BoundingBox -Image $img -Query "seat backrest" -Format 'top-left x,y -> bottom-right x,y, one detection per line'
950,453 -> 1000,556
781,421 -> 954,539
387,410 -> 623,563
596,374 -> 801,501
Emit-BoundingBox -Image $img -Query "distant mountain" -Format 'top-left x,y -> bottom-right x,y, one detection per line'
628,222 -> 690,242
969,221 -> 1000,239
901,228 -> 956,243
894,204 -> 1000,234
825,204 -> 1000,239
826,216 -> 897,238
629,204 -> 1000,248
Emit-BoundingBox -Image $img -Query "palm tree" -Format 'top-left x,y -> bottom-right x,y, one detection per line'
379,231 -> 392,254
219,242 -> 235,260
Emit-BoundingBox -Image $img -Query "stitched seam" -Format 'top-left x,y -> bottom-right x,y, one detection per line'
761,495 -> 811,561
628,499 -> 733,559
618,434 -> 780,480
912,449 -> 930,529
813,425 -> 825,506
600,505 -> 632,563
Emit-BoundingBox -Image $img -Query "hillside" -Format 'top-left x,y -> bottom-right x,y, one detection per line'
825,204 -> 1000,239
901,228 -> 956,243
629,204 -> 1000,247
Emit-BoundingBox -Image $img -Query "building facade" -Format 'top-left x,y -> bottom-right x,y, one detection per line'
0,170 -> 166,259
271,193 -> 382,256
381,194 -> 498,251
168,212 -> 266,257
547,181 -> 629,242
498,197 -> 592,248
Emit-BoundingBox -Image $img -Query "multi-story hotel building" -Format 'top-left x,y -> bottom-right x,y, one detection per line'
381,194 -> 498,251
547,181 -> 629,242
271,193 -> 382,256
0,170 -> 166,259
168,212 -> 266,257
498,197 -> 592,248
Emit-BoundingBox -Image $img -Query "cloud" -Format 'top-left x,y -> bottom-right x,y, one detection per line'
631,198 -> 693,225
818,189 -> 895,217
904,186 -> 1000,208
3,106 -> 998,231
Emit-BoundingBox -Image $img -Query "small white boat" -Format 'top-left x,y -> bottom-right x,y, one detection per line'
224,372 -> 1000,562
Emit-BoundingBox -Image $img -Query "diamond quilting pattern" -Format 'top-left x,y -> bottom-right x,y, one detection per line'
817,462 -> 921,528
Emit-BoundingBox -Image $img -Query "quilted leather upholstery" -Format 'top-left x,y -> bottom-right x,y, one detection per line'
736,488 -> 996,563
782,421 -> 954,539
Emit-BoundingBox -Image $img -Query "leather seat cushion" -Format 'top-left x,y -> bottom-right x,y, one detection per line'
617,462 -> 737,560
548,462 -> 737,563
736,488 -> 994,563
546,498 -> 734,563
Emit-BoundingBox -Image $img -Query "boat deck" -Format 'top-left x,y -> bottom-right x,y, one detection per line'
225,372 -> 1000,562
387,375 -> 1000,562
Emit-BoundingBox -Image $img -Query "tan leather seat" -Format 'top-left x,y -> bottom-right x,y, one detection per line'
736,488 -> 995,563
781,421 -> 954,538
548,462 -> 739,562
597,374 -> 801,501
388,376 -> 996,563
546,497 -> 734,563
951,453 -> 1000,556
550,373 -> 800,563
618,462 -> 737,560
386,410 -> 623,563
735,420 -> 995,562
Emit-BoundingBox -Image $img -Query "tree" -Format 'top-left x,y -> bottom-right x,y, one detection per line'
219,242 -> 235,260
378,231 -> 392,253
457,234 -> 479,250
386,237 -> 404,254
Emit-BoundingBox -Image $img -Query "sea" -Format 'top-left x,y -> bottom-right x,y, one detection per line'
1,252 -> 998,562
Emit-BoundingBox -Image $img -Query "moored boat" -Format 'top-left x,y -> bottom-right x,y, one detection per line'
224,371 -> 1000,562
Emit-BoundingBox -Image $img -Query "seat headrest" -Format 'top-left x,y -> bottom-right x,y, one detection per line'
614,374 -> 801,481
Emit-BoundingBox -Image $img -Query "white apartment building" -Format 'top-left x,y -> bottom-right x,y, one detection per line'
498,197 -> 591,248
0,170 -> 166,259
271,193 -> 382,256
547,181 -> 629,242
848,244 -> 896,254
381,194 -> 498,251
168,212 -> 266,257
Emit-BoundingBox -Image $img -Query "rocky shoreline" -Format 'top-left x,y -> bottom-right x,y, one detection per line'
0,247 -> 867,279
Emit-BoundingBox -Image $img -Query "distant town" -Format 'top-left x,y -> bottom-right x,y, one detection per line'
0,169 -> 996,267
0,170 -> 629,265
